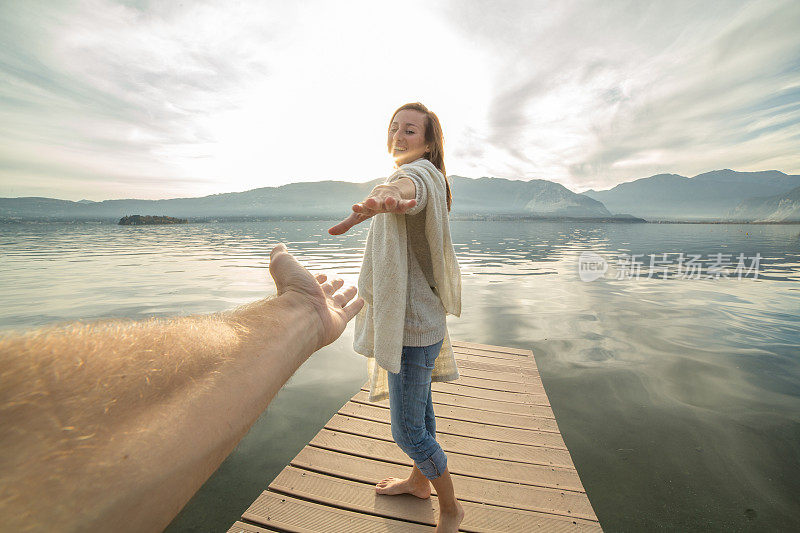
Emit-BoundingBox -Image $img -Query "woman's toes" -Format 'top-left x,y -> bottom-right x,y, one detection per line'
375,477 -> 393,489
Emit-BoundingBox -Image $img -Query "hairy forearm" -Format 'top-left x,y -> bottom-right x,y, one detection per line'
0,292 -> 321,532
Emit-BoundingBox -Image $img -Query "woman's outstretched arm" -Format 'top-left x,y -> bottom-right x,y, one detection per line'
328,177 -> 417,235
0,243 -> 363,532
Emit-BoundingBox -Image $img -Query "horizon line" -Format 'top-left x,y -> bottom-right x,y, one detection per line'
1,167 -> 795,203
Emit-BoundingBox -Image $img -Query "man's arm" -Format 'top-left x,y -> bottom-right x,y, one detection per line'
0,243 -> 363,532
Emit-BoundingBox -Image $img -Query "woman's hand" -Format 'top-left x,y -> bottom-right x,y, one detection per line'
328,183 -> 417,235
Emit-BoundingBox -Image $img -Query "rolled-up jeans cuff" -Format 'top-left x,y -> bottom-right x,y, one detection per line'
415,447 -> 448,480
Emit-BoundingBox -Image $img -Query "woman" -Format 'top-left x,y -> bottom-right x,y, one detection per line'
328,102 -> 464,532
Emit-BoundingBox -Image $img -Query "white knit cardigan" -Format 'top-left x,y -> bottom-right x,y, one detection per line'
353,157 -> 462,402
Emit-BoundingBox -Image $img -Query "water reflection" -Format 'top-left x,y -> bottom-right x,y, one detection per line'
1,220 -> 799,531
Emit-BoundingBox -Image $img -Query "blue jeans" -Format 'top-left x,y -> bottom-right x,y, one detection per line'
387,338 -> 448,480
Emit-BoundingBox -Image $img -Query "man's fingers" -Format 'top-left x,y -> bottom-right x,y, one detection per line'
270,242 -> 288,259
315,273 -> 327,283
269,242 -> 296,272
322,278 -> 344,295
332,285 -> 357,307
342,297 -> 365,321
269,243 -> 309,296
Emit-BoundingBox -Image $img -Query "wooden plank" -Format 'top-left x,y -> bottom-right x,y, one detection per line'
269,467 -> 437,527
227,520 -> 282,532
351,389 -> 557,419
309,429 -> 584,491
455,367 -> 528,384
361,381 -> 550,407
325,415 -> 574,462
445,374 -> 544,394
432,388 -> 553,416
242,491 -> 432,532
453,350 -> 537,368
289,447 -> 598,521
454,356 -> 539,375
451,340 -> 532,356
455,358 -> 540,379
452,349 -> 538,367
363,382 -> 551,406
266,467 -> 603,532
348,395 -> 558,431
338,402 -> 564,443
453,345 -> 536,362
432,382 -> 551,405
454,351 -> 538,370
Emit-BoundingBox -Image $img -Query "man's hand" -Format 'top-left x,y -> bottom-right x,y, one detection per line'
268,243 -> 364,349
328,183 -> 417,235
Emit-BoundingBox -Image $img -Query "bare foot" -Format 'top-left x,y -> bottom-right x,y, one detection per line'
374,476 -> 431,499
435,500 -> 465,532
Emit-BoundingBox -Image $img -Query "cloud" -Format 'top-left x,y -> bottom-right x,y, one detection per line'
441,0 -> 800,191
0,0 -> 290,199
0,0 -> 798,199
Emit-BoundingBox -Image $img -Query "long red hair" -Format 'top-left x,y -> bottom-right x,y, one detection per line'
387,102 -> 452,212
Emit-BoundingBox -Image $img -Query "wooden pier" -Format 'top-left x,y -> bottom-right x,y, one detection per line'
228,340 -> 602,532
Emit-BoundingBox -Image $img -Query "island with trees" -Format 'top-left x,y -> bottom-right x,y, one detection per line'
118,215 -> 187,225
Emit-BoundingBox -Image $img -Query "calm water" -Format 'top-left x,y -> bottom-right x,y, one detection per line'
1,220 -> 799,532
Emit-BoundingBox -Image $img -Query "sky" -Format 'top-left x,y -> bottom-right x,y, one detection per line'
1,0 -> 799,201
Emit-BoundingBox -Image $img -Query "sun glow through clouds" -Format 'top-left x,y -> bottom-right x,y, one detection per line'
0,0 -> 798,200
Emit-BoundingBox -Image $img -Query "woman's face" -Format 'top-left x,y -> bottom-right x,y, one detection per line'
388,109 -> 430,167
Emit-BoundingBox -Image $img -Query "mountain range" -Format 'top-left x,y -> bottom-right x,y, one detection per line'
727,184 -> 800,222
581,170 -> 800,221
1,169 -> 799,222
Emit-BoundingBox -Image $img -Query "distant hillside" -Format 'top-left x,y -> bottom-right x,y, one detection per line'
726,185 -> 800,222
581,170 -> 800,221
0,175 -> 627,221
449,176 -> 613,217
0,180 -> 381,221
4,169 -> 798,223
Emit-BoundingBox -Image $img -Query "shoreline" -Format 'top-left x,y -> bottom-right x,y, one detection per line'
1,217 -> 800,225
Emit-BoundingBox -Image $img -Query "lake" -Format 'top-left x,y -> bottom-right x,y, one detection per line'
1,220 -> 798,532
